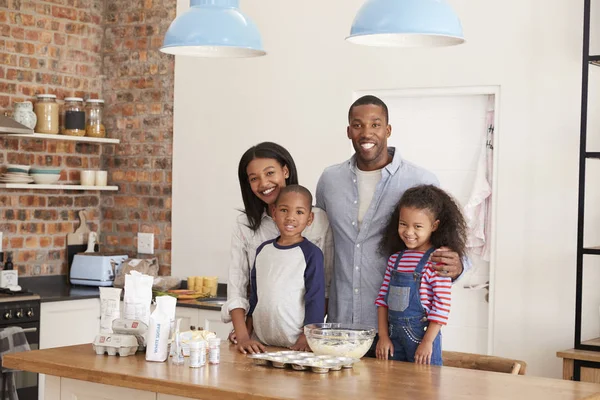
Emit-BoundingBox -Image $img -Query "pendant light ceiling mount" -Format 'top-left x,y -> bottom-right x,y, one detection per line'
347,0 -> 465,48
161,0 -> 265,58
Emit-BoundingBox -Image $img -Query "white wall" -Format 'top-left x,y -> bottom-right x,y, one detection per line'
172,0 -> 583,377
381,91 -> 492,355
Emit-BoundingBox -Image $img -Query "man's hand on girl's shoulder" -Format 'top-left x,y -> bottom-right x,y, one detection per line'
429,247 -> 463,280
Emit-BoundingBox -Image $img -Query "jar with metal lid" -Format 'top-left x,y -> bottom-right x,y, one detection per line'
61,97 -> 85,136
34,94 -> 59,134
85,99 -> 106,138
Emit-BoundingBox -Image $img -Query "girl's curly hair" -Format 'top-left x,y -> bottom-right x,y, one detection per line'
379,185 -> 468,259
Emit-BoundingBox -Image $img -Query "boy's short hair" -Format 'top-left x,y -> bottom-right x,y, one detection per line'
276,184 -> 313,210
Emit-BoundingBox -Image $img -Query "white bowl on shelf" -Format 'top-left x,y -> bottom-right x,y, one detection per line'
31,173 -> 60,184
6,164 -> 30,173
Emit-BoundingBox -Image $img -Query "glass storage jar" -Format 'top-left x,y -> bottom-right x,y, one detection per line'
85,99 -> 106,138
61,97 -> 85,136
34,94 -> 59,134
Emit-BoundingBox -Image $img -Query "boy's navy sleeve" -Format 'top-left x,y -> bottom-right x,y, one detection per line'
248,240 -> 272,317
301,242 -> 325,326
247,261 -> 258,317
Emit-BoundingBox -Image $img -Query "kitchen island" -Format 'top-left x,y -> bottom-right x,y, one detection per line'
4,344 -> 600,400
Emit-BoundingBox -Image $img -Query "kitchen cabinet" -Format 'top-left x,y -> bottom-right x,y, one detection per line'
175,307 -> 231,339
175,307 -> 199,331
40,299 -> 100,349
197,309 -> 230,340
39,299 -> 100,400
53,377 -> 155,400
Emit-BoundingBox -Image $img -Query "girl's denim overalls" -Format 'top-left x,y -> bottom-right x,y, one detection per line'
384,248 -> 443,365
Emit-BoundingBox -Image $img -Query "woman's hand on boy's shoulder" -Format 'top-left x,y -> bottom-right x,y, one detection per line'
236,337 -> 266,354
430,247 -> 463,280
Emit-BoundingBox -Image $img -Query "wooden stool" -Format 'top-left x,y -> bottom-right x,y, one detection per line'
443,351 -> 527,375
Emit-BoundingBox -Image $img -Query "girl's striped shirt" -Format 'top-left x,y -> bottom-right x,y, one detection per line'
375,250 -> 452,325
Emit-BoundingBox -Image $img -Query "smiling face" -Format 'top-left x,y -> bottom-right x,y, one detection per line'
272,191 -> 314,245
246,158 -> 289,206
398,206 -> 439,252
347,104 -> 392,171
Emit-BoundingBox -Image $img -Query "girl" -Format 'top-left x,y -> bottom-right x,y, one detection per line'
375,185 -> 467,365
221,142 -> 333,354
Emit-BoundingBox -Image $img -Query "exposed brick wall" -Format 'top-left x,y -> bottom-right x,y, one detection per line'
100,0 -> 175,275
0,0 -> 104,275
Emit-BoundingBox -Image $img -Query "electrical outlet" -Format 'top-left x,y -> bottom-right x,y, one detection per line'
137,233 -> 154,254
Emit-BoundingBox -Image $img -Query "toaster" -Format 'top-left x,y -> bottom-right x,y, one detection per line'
70,253 -> 129,287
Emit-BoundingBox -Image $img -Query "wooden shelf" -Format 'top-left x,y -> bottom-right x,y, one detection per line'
0,184 -> 118,191
583,337 -> 600,347
9,133 -> 119,144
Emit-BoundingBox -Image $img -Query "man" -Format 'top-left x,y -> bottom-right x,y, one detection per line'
316,95 -> 467,356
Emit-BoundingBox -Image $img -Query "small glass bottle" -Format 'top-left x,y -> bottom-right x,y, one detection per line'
208,338 -> 221,365
61,97 -> 85,136
34,94 -> 59,134
85,99 -> 106,138
189,341 -> 206,368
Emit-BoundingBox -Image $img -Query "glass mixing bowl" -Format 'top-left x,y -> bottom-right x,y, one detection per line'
304,323 -> 376,359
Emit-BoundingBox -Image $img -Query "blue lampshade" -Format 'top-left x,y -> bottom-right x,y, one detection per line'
160,0 -> 265,57
347,0 -> 465,47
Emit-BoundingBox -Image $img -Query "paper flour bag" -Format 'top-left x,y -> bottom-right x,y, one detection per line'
123,271 -> 153,327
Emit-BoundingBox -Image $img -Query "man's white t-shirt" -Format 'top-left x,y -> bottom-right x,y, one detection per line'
356,168 -> 382,228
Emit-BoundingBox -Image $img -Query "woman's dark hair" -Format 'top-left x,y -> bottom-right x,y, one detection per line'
237,142 -> 299,231
379,185 -> 468,260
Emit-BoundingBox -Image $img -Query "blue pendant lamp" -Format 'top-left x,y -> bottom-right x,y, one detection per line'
347,0 -> 464,47
160,0 -> 265,57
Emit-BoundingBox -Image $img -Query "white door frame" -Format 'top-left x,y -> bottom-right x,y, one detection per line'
352,86 -> 501,355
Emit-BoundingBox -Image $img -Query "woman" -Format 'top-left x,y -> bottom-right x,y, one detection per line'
221,142 -> 333,353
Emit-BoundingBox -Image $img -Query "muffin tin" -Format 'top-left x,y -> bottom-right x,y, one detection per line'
247,351 -> 358,374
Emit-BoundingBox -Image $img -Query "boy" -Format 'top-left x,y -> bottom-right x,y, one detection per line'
236,185 -> 325,353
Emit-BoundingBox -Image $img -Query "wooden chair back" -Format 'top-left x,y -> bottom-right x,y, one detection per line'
443,351 -> 527,375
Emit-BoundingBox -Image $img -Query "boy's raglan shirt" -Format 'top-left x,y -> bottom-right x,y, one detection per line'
248,238 -> 325,347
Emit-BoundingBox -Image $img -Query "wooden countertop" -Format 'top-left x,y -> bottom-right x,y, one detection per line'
4,344 -> 600,400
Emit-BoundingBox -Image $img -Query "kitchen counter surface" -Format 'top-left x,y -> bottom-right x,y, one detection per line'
19,276 -> 100,302
5,344 -> 600,400
19,276 -> 225,310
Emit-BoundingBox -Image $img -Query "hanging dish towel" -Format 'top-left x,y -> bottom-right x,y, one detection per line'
464,95 -> 494,262
0,326 -> 31,400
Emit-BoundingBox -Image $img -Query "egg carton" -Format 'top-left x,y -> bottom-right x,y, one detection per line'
112,319 -> 148,350
93,333 -> 139,357
247,351 -> 359,374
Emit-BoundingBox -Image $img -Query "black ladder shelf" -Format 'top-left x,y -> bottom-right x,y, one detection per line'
576,0 -> 600,352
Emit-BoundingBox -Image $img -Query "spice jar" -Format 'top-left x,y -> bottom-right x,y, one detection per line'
208,338 -> 221,364
85,99 -> 106,138
189,341 -> 206,368
34,94 -> 59,134
61,97 -> 85,136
